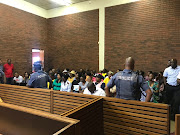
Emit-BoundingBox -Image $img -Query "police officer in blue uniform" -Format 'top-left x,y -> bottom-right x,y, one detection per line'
105,57 -> 152,102
27,62 -> 52,89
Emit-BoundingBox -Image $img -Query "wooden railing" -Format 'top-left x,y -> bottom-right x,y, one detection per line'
0,84 -> 171,135
103,97 -> 170,135
176,114 -> 180,135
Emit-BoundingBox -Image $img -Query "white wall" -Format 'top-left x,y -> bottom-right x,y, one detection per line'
1,0 -> 140,70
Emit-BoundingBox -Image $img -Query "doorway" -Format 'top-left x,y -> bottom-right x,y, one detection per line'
32,49 -> 44,71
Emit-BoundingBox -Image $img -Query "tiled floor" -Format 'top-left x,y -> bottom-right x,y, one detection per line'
171,120 -> 175,134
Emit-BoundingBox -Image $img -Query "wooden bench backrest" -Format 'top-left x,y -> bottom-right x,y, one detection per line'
0,84 -> 51,112
176,114 -> 180,135
103,97 -> 170,135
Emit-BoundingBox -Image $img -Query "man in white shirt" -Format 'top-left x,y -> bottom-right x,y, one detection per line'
13,72 -> 23,84
163,59 -> 180,120
83,82 -> 106,97
177,72 -> 180,84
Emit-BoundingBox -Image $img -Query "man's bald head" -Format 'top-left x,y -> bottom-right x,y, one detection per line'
125,57 -> 135,70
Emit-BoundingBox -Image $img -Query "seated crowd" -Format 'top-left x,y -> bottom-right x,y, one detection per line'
0,58 -> 180,120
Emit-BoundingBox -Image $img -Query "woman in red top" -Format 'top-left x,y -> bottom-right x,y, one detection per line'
3,59 -> 14,84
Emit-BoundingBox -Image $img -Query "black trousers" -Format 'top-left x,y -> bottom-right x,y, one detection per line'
165,84 -> 180,120
6,77 -> 13,84
0,77 -> 4,84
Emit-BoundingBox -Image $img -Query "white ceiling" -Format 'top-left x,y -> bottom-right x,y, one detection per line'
24,0 -> 90,10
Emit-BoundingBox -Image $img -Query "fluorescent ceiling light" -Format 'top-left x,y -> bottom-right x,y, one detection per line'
51,0 -> 72,6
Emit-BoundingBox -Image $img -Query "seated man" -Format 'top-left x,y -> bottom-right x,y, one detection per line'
83,82 -> 106,97
27,63 -> 52,89
13,72 -> 23,85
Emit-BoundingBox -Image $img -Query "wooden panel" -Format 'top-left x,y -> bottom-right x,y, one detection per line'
103,97 -> 170,135
62,98 -> 104,135
0,84 -> 50,112
0,103 -> 80,135
53,91 -> 96,116
176,114 -> 180,135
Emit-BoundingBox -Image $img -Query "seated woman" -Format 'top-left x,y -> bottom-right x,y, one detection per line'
52,73 -> 61,91
21,72 -> 30,86
79,75 -> 89,93
83,82 -> 106,97
61,74 -> 71,92
13,72 -> 23,85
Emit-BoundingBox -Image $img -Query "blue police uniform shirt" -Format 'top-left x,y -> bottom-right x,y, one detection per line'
107,69 -> 149,100
28,70 -> 52,88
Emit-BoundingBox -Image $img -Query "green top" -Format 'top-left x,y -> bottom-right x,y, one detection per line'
147,81 -> 159,103
53,79 -> 61,90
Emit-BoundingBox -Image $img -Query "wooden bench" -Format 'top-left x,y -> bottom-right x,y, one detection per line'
0,84 -> 103,135
103,97 -> 170,135
0,84 -> 51,112
0,102 -> 80,135
0,84 -> 171,135
176,114 -> 180,135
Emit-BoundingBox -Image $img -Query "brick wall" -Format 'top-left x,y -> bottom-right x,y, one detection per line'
1,0 -> 180,75
105,0 -> 180,73
0,4 -> 48,75
47,10 -> 99,72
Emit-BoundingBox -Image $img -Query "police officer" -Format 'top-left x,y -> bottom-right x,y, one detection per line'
27,62 -> 52,89
105,57 -> 152,102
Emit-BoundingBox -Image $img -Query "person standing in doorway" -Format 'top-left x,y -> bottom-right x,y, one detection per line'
3,59 -> 14,84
